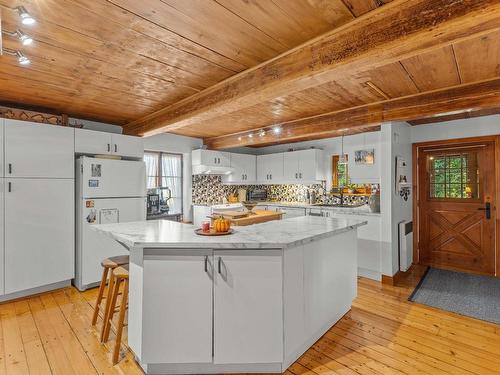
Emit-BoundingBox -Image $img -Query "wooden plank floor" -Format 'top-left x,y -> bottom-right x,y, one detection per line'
1,265 -> 499,375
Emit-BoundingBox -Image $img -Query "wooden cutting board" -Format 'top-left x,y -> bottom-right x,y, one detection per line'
212,210 -> 249,219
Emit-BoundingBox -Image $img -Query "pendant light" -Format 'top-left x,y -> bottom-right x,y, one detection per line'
338,133 -> 348,165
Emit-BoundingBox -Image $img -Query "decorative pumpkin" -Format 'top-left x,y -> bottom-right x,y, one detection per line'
214,216 -> 231,232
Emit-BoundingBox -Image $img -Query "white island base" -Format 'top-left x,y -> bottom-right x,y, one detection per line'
132,234 -> 356,373
93,217 -> 364,374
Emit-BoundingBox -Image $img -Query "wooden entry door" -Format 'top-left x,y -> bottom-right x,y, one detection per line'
418,141 -> 496,275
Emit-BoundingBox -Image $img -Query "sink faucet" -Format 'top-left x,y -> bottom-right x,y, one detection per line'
330,191 -> 345,205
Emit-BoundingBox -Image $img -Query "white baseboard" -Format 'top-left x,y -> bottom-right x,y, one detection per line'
0,280 -> 71,303
358,267 -> 381,281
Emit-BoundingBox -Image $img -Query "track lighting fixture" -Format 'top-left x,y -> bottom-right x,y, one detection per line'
3,48 -> 31,66
16,6 -> 36,25
2,29 -> 33,46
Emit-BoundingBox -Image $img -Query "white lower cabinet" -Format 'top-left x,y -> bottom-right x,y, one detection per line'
138,249 -> 283,366
214,250 -> 283,364
4,178 -> 74,294
141,252 -> 213,364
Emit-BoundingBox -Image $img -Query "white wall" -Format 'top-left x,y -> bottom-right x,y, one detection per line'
252,131 -> 382,187
143,133 -> 203,222
380,122 -> 413,276
411,114 -> 500,143
69,118 -> 123,134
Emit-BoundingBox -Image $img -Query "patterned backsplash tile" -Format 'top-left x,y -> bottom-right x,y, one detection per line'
192,175 -> 377,206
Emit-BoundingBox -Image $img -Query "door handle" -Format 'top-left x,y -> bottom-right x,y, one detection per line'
217,257 -> 222,274
114,144 -> 117,153
107,143 -> 111,152
295,173 -> 298,179
299,173 -> 302,179
204,255 -> 209,273
8,163 -> 12,174
8,182 -> 11,192
478,202 -> 491,219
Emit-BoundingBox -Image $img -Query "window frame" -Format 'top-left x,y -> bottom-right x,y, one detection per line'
426,150 -> 482,202
332,154 -> 349,188
144,150 -> 184,215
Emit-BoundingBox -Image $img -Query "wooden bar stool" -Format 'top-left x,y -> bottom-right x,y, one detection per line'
102,264 -> 129,365
91,255 -> 129,340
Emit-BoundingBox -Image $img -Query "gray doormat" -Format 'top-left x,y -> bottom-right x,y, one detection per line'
409,267 -> 500,324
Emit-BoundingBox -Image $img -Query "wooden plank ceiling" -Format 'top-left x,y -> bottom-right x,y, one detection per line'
0,0 -> 499,148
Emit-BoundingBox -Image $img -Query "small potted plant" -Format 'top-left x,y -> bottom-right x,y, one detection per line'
347,183 -> 356,194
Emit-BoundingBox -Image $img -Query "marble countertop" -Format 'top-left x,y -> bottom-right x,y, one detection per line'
256,201 -> 381,216
92,216 -> 367,250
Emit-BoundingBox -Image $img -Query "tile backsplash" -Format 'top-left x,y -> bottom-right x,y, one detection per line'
192,175 -> 376,205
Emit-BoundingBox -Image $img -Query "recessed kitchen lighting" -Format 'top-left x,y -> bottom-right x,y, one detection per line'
273,126 -> 281,135
248,133 -> 253,138
259,130 -> 266,137
17,6 -> 36,25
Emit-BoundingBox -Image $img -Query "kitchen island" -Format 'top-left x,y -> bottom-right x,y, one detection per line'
93,216 -> 366,374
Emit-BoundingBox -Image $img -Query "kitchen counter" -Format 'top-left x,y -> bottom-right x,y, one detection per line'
92,217 -> 365,374
257,201 -> 381,216
92,215 -> 366,250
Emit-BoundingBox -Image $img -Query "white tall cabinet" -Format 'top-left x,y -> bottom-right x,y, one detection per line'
0,119 -> 75,299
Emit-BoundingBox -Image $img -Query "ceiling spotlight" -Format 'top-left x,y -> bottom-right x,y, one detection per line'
1,29 -> 33,46
17,52 -> 31,65
259,130 -> 266,137
237,136 -> 242,141
273,126 -> 282,135
16,6 -> 36,25
248,133 -> 253,139
17,30 -> 33,45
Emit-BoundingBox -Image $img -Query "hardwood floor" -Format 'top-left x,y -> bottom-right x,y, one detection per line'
1,266 -> 499,375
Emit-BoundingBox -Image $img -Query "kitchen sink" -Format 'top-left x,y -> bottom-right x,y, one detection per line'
312,203 -> 365,208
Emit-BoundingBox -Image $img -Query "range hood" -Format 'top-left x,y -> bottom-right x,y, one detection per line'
192,164 -> 234,175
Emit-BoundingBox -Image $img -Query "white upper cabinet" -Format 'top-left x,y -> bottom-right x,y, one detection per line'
223,153 -> 256,184
4,119 -> 74,179
75,128 -> 143,158
75,128 -> 112,155
192,149 -> 230,167
283,151 -> 299,181
283,149 -> 324,183
257,153 -> 284,183
111,133 -> 144,158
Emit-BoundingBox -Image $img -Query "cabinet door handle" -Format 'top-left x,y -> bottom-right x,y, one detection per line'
218,158 -> 220,164
114,144 -> 117,153
204,255 -> 209,273
295,173 -> 298,179
217,257 -> 222,274
8,182 -> 11,192
299,173 -> 302,179
270,174 -> 272,180
8,163 -> 12,174
107,143 -> 111,152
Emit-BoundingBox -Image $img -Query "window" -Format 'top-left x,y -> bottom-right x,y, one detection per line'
144,151 -> 183,214
332,155 -> 349,188
428,152 -> 479,199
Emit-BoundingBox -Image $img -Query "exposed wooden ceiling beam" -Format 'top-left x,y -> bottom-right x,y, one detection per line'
204,77 -> 500,149
408,107 -> 500,125
124,0 -> 500,137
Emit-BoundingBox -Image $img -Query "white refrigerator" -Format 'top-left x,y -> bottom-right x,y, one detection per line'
75,156 -> 146,291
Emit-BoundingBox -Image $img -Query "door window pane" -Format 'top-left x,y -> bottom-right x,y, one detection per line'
428,152 -> 479,199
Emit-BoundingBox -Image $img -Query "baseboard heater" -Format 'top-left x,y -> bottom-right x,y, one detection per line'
399,220 -> 413,272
